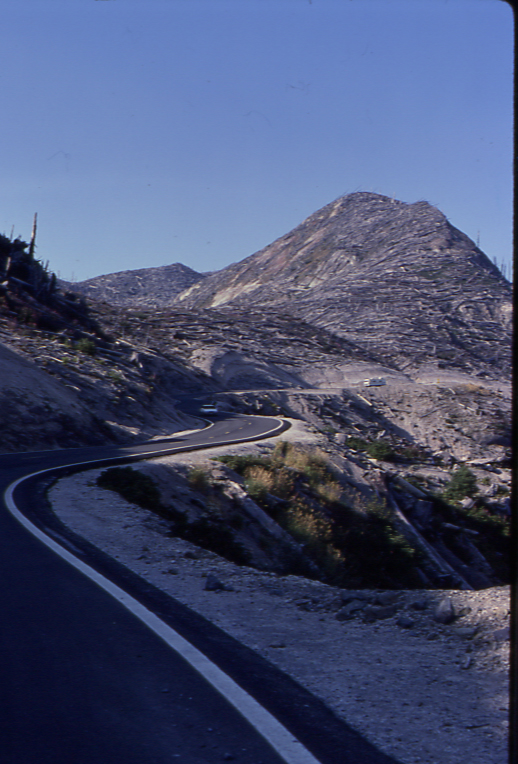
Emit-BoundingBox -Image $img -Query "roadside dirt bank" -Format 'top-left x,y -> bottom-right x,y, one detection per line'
47,424 -> 510,764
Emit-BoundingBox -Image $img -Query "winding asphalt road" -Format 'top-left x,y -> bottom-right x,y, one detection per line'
0,413 -> 400,764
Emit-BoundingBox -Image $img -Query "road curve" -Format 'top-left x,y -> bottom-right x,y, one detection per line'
0,414 -> 400,764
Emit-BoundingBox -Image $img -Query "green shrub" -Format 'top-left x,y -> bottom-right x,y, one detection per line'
442,465 -> 477,503
429,487 -> 510,583
77,338 -> 96,356
173,516 -> 251,566
366,441 -> 395,461
300,453 -> 330,485
397,445 -> 423,462
187,467 -> 210,494
108,369 -> 123,383
346,436 -> 369,451
97,467 -> 162,511
405,475 -> 428,492
458,505 -> 510,581
331,499 -> 423,588
322,425 -> 337,436
215,454 -> 269,473
19,306 -> 36,325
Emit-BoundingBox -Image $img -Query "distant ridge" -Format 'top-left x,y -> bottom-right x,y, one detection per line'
60,262 -> 206,308
60,192 -> 511,379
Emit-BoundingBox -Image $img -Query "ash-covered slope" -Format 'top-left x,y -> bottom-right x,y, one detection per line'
0,239 -> 210,451
61,262 -> 206,308
175,193 -> 512,378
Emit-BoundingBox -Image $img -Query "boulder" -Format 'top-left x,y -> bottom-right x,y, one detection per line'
433,597 -> 456,624
336,599 -> 367,621
363,604 -> 398,622
453,626 -> 478,639
396,615 -> 415,629
204,574 -> 234,592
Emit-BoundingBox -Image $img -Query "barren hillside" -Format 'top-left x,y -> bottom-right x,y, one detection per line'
0,202 -> 511,595
59,262 -> 206,309
174,193 -> 512,378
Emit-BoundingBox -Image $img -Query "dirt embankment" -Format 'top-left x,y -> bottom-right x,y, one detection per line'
48,427 -> 510,764
0,324 -> 205,452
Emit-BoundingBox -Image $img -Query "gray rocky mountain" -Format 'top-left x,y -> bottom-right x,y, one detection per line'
174,193 -> 512,379
60,262 -> 206,308
0,193 -> 511,595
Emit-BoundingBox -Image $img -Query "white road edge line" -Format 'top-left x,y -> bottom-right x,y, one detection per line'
4,418 -> 322,764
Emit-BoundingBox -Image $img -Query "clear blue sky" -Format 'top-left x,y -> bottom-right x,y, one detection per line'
0,0 -> 513,282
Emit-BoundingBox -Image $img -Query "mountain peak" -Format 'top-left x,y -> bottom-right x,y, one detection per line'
173,193 -> 511,377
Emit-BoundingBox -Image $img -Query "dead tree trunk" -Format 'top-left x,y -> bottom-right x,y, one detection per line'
28,213 -> 37,259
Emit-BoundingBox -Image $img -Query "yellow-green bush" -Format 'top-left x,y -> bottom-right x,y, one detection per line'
220,444 -> 423,588
188,467 -> 211,494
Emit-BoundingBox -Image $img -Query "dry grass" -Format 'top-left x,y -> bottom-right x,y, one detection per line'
458,382 -> 490,395
187,467 -> 211,494
315,481 -> 342,503
285,499 -> 333,545
218,443 -> 425,587
244,466 -> 275,492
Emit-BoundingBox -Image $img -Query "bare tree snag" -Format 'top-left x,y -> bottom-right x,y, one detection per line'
28,213 -> 37,259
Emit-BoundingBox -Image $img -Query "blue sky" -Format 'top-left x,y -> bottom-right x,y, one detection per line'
0,0 -> 513,282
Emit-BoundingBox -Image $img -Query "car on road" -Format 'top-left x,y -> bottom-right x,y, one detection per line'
363,377 -> 386,387
199,404 -> 219,415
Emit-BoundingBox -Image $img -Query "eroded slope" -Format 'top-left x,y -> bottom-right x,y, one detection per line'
175,193 -> 512,378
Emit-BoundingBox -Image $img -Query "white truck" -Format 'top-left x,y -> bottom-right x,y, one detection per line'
363,377 -> 386,387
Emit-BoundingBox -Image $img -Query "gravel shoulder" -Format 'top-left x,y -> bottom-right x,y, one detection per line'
47,424 -> 510,764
